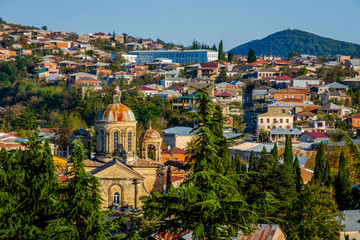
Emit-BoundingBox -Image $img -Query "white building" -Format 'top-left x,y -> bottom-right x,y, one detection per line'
128,49 -> 218,64
121,54 -> 137,63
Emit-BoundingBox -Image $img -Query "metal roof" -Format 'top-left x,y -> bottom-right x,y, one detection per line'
97,103 -> 136,122
161,126 -> 194,136
341,210 -> 360,231
270,128 -> 291,135
322,82 -> 348,89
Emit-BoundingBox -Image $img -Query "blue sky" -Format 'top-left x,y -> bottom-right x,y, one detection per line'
1,0 -> 359,51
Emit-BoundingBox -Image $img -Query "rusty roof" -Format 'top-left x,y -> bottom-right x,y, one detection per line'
97,103 -> 136,122
140,129 -> 161,139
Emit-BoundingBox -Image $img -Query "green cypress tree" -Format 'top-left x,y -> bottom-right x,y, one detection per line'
248,150 -> 256,172
324,159 -> 331,186
271,144 -> 278,163
335,151 -> 352,210
218,40 -> 225,60
293,156 -> 303,193
142,87 -> 270,239
314,142 -> 325,182
247,48 -> 257,63
165,166 -> 172,191
228,52 -> 234,62
284,135 -> 293,169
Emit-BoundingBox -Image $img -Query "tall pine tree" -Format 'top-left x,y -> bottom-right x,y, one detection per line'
48,139 -> 106,239
142,87 -> 272,239
335,151 -> 352,210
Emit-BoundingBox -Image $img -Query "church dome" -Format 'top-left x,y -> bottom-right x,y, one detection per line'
140,129 -> 161,139
97,103 -> 136,122
71,126 -> 91,138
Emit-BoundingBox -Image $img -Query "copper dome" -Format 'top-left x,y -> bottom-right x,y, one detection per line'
140,129 -> 161,139
97,103 -> 136,122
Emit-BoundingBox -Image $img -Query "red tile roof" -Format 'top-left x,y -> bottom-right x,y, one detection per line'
275,75 -> 292,80
161,146 -> 186,155
348,113 -> 360,118
215,91 -> 234,97
140,86 -> 157,91
303,132 -> 329,139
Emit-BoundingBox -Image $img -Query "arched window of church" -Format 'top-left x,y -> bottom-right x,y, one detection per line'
113,192 -> 120,205
100,130 -> 105,152
114,131 -> 119,151
128,131 -> 132,151
114,96 -> 119,103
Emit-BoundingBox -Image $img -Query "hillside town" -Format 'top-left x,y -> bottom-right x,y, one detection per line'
1,18 -> 360,240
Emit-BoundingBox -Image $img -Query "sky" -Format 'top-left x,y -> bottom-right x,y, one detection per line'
1,0 -> 360,51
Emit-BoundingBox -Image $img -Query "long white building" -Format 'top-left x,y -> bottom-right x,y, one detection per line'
128,49 -> 218,64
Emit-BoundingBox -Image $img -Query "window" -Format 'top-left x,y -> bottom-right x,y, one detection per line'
286,119 -> 289,123
260,118 -> 263,123
128,131 -> 132,151
114,131 -> 119,151
100,130 -> 105,152
113,192 -> 120,205
267,118 -> 270,123
114,96 -> 119,103
356,120 -> 359,125
282,109 -> 285,113
280,119 -> 283,123
267,126 -> 271,129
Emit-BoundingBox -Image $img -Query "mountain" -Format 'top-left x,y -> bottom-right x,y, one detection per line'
228,29 -> 360,57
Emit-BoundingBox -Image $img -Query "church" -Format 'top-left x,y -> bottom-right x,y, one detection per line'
70,86 -> 165,209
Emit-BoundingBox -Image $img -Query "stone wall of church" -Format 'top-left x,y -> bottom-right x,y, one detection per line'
134,167 -> 165,195
98,178 -> 138,209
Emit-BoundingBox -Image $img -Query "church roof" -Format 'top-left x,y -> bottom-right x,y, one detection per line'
97,103 -> 136,122
140,129 -> 161,139
71,126 -> 91,138
91,159 -> 144,179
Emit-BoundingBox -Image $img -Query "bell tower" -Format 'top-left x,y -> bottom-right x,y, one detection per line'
113,86 -> 121,104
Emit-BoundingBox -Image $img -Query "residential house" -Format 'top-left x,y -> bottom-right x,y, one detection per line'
316,82 -> 349,94
340,210 -> 360,240
215,91 -> 242,103
36,61 -> 58,74
45,73 -> 67,83
107,71 -> 132,85
273,88 -> 310,101
300,120 -> 335,133
138,86 -> 158,96
292,76 -> 321,88
346,59 -> 360,74
252,86 -> 276,103
34,68 -> 49,79
152,90 -> 182,101
269,128 -> 302,143
319,103 -> 356,117
161,126 -> 195,149
274,75 -> 292,88
198,62 -> 219,80
257,108 -> 294,140
159,77 -> 187,88
318,91 -> 351,105
255,68 -> 277,78
69,72 -> 100,86
343,76 -> 360,90
296,110 -> 317,121
172,93 -> 200,110
297,132 -> 329,143
161,146 -> 186,163
347,113 -> 360,128
229,142 -> 275,162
